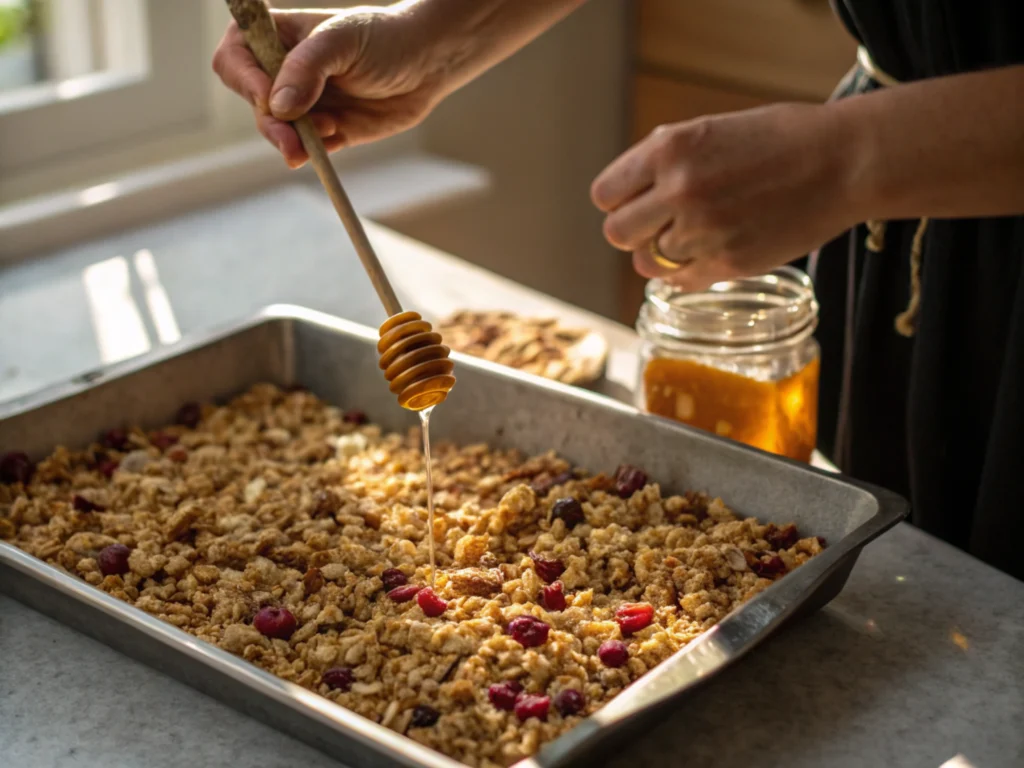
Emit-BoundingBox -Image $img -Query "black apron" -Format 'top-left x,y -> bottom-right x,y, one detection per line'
814,1 -> 1024,580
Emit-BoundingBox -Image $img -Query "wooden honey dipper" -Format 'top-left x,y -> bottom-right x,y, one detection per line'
225,0 -> 455,411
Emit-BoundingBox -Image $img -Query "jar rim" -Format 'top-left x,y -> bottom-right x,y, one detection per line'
636,266 -> 819,351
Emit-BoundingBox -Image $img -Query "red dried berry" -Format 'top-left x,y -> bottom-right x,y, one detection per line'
751,555 -> 787,578
387,584 -> 423,603
507,615 -> 551,648
166,446 -> 188,464
529,551 -> 565,583
613,464 -> 648,498
253,606 -> 297,639
381,568 -> 408,592
765,523 -> 800,551
321,666 -> 354,691
542,582 -> 567,612
0,452 -> 33,485
150,432 -> 178,450
97,544 -> 131,576
615,603 -> 654,636
72,495 -> 105,513
514,694 -> 550,722
598,639 -> 629,668
417,587 -> 448,617
553,689 -> 585,717
343,409 -> 368,425
175,402 -> 202,429
817,536 -> 828,548
97,460 -> 119,478
487,680 -> 524,711
410,705 -> 440,728
101,428 -> 130,451
550,497 -> 585,528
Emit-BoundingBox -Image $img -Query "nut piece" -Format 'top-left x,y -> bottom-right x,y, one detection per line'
449,568 -> 503,597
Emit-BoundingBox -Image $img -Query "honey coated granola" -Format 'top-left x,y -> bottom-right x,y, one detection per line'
0,384 -> 825,767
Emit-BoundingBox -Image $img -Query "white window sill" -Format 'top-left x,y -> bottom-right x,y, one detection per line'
0,136 -> 491,264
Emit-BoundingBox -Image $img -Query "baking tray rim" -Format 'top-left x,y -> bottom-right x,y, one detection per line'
0,303 -> 909,768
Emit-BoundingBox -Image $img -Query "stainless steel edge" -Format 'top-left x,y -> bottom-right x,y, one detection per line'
0,303 -> 910,768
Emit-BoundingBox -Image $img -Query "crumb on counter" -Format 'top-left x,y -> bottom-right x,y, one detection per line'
0,383 -> 825,767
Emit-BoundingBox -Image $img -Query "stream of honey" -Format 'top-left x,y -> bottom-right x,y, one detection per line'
420,406 -> 436,587
643,357 -> 819,462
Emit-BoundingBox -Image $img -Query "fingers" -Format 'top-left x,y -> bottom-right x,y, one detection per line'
602,189 -> 673,251
212,23 -> 272,113
591,142 -> 655,213
269,30 -> 343,121
252,107 -> 339,168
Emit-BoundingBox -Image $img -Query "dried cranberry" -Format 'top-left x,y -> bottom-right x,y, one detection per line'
514,694 -> 550,722
0,452 -> 33,485
387,584 -> 423,603
613,464 -> 648,498
615,603 -> 654,636
150,432 -> 178,450
322,666 -> 354,691
487,680 -> 524,711
253,606 -> 297,639
343,409 -> 368,425
97,543 -> 131,576
175,402 -> 202,429
417,587 -> 448,617
553,689 -> 585,717
72,495 -> 105,513
751,555 -> 787,578
507,615 -> 550,648
381,568 -> 408,592
97,459 -> 119,478
166,446 -> 188,464
531,471 -> 573,497
529,551 -> 565,583
101,428 -> 130,451
542,582 -> 567,612
410,705 -> 440,728
550,497 -> 585,528
598,639 -> 629,668
312,490 -> 341,518
765,523 -> 800,551
817,536 -> 828,548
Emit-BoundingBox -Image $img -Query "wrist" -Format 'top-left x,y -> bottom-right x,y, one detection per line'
822,95 -> 885,225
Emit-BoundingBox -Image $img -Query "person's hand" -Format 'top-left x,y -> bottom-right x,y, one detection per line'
591,103 -> 860,290
212,7 -> 445,168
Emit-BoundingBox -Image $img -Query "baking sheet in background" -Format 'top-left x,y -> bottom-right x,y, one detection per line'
0,305 -> 907,768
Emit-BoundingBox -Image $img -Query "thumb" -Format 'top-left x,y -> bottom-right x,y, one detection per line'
268,32 -> 341,120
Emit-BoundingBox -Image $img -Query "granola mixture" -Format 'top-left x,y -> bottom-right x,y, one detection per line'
0,384 -> 824,767
436,310 -> 606,386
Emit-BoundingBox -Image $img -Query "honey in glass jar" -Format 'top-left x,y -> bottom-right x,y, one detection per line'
635,267 -> 820,462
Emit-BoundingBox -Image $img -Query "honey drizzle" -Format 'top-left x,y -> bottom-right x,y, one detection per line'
420,406 -> 437,587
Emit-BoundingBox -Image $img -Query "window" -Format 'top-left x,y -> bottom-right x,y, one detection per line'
0,0 -> 208,199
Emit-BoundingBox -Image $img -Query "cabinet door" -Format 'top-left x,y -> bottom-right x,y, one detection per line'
637,0 -> 856,101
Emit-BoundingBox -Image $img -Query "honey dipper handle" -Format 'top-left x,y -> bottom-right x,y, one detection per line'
224,0 -> 403,317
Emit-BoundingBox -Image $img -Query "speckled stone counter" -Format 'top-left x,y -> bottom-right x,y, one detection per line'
2,186 -> 1022,768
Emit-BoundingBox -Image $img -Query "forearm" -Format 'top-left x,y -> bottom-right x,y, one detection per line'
397,0 -> 587,97
834,65 -> 1024,222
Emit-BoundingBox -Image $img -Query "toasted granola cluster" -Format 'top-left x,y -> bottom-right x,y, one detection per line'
0,384 -> 824,767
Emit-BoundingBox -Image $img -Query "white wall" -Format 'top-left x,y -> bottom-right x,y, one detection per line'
384,0 -> 630,319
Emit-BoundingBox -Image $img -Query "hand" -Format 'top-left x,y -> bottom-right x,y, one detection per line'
590,103 -> 858,290
212,7 -> 446,168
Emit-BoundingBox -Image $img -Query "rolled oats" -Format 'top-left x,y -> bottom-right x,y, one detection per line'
1,384 -> 824,767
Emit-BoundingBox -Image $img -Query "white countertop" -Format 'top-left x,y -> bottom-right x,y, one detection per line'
1,184 -> 1021,768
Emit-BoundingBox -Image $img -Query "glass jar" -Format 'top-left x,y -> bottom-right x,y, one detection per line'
635,266 -> 820,462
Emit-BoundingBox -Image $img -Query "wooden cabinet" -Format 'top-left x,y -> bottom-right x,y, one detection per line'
619,0 -> 857,324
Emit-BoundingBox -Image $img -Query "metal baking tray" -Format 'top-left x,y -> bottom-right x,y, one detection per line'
0,305 -> 907,768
